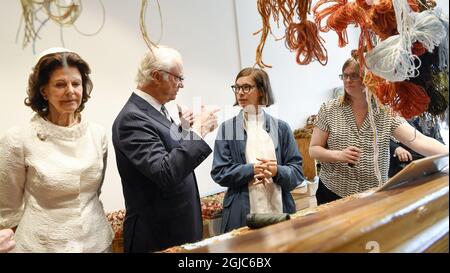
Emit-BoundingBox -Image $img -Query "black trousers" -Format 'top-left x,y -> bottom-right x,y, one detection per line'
316,179 -> 341,205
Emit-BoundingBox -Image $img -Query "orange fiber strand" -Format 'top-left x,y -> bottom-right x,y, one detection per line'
255,0 -> 327,67
312,0 -> 347,33
411,41 -> 427,56
364,72 -> 430,119
369,0 -> 419,40
368,73 -> 430,119
314,1 -> 368,48
407,0 -> 420,12
255,0 -> 273,68
369,9 -> 398,40
286,20 -> 328,65
357,27 -> 374,68
392,81 -> 430,119
355,0 -> 371,10
296,0 -> 312,21
365,72 -> 396,105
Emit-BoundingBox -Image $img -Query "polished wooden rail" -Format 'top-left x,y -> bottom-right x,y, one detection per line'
185,172 -> 449,253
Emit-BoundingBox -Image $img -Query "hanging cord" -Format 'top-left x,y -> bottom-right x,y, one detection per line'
434,8 -> 449,71
365,9 -> 445,82
17,0 -> 105,53
254,0 -> 273,68
365,86 -> 382,186
59,22 -> 65,47
31,17 -> 51,54
18,1 -> 54,50
42,0 -> 81,26
284,12 -> 328,66
412,10 -> 446,53
73,0 -> 105,36
312,0 -> 373,67
392,0 -> 414,50
140,0 -> 164,52
56,1 -> 67,47
254,0 -> 327,67
365,35 -> 420,82
365,0 -> 415,82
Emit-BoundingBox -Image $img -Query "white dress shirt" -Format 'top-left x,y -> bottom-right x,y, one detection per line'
134,89 -> 171,121
134,89 -> 205,139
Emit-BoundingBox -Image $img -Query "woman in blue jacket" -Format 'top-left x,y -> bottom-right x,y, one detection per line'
211,67 -> 304,233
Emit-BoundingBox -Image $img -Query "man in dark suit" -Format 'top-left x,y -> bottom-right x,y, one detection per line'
112,46 -> 218,252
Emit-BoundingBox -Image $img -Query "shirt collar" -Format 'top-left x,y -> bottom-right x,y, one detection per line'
237,109 -> 271,132
134,89 -> 163,111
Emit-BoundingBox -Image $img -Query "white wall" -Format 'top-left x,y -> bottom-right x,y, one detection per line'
1,0 -> 448,212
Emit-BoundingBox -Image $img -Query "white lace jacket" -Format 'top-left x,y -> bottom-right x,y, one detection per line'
0,114 -> 113,252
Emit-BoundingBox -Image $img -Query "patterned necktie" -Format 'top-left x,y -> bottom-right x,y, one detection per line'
160,105 -> 173,123
161,105 -> 169,118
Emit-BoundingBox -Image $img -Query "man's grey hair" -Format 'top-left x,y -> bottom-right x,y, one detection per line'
135,45 -> 182,85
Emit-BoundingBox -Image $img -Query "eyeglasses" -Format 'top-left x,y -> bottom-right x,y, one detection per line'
231,84 -> 256,94
159,70 -> 184,83
339,73 -> 361,81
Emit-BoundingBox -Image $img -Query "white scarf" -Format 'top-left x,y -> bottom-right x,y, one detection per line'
244,112 -> 283,214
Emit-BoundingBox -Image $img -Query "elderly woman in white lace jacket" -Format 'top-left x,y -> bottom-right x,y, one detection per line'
0,48 -> 113,253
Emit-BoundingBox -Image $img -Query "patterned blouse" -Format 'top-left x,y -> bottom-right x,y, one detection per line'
314,98 -> 405,197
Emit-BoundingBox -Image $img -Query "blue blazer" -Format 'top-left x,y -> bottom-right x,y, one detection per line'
112,93 -> 212,252
211,111 -> 304,233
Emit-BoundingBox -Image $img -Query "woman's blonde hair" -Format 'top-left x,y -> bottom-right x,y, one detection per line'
339,51 -> 363,106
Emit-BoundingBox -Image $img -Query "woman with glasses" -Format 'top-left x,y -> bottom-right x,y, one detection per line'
309,54 -> 448,205
211,67 -> 304,233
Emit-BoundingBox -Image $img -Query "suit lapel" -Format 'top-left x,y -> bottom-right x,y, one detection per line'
264,113 -> 280,157
233,114 -> 247,163
129,93 -> 173,129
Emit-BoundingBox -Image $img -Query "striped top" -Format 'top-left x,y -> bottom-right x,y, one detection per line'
314,98 -> 405,197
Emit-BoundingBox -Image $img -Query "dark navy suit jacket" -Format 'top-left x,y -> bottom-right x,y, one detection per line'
112,93 -> 211,252
211,111 -> 304,233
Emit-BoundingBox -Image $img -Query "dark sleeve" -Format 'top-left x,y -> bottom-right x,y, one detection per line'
114,112 -> 211,190
274,122 -> 305,191
210,124 -> 254,189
